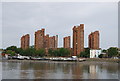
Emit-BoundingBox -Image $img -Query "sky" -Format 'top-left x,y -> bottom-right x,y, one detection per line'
1,2 -> 118,49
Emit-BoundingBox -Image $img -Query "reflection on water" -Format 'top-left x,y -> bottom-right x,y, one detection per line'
89,65 -> 97,78
0,62 -> 2,81
2,61 -> 118,79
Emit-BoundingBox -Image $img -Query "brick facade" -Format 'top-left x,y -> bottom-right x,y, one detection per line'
35,29 -> 45,50
21,36 -> 25,49
49,35 -> 58,49
55,35 -> 58,48
34,29 -> 58,50
44,34 -> 49,48
20,25 -> 100,57
21,34 -> 30,50
73,24 -> 84,56
63,36 -> 71,48
49,36 -> 55,49
89,31 -> 99,49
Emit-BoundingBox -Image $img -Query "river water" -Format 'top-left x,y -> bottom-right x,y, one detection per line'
2,61 -> 119,79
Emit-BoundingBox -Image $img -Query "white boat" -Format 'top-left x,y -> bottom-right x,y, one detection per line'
17,55 -> 24,60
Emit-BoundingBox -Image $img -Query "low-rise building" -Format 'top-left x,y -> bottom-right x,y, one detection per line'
90,49 -> 102,58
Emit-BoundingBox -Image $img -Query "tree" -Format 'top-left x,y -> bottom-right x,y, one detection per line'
56,48 -> 70,57
6,46 -> 17,52
84,48 -> 90,58
98,54 -> 103,58
102,49 -> 107,53
6,50 -> 15,56
107,47 -> 118,57
117,52 -> 120,58
48,48 -> 70,57
79,51 -> 86,58
36,48 -> 45,57
29,48 -> 36,56
4,46 -> 47,57
23,48 -> 36,56
15,48 -> 24,55
48,49 -> 54,56
53,49 -> 59,57
79,48 -> 90,58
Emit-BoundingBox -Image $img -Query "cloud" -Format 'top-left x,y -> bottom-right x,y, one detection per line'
2,2 -> 118,49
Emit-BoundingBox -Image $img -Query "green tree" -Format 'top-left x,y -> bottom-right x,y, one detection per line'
48,48 -> 70,57
36,48 -> 45,57
15,48 -> 23,55
6,46 -> 17,52
79,48 -> 90,58
48,49 -> 54,56
23,48 -> 36,56
53,49 -> 59,57
57,48 -> 70,57
102,49 -> 107,53
84,48 -> 90,58
107,47 -> 118,57
98,54 -> 103,58
117,52 -> 120,58
117,48 -> 120,58
6,50 -> 15,56
79,51 -> 86,57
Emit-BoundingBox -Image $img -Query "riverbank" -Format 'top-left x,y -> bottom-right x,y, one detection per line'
2,58 -> 120,63
86,58 -> 120,63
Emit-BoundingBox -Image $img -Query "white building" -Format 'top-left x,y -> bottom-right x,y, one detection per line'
90,49 -> 102,58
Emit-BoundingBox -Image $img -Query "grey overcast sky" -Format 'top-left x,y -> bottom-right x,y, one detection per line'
2,2 -> 118,49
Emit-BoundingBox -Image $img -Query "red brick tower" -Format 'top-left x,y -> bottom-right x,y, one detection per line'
55,35 -> 58,49
44,34 -> 49,48
64,36 -> 71,48
21,36 -> 25,49
88,31 -> 99,49
49,36 -> 55,49
73,24 -> 84,56
35,29 -> 45,50
21,34 -> 30,50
